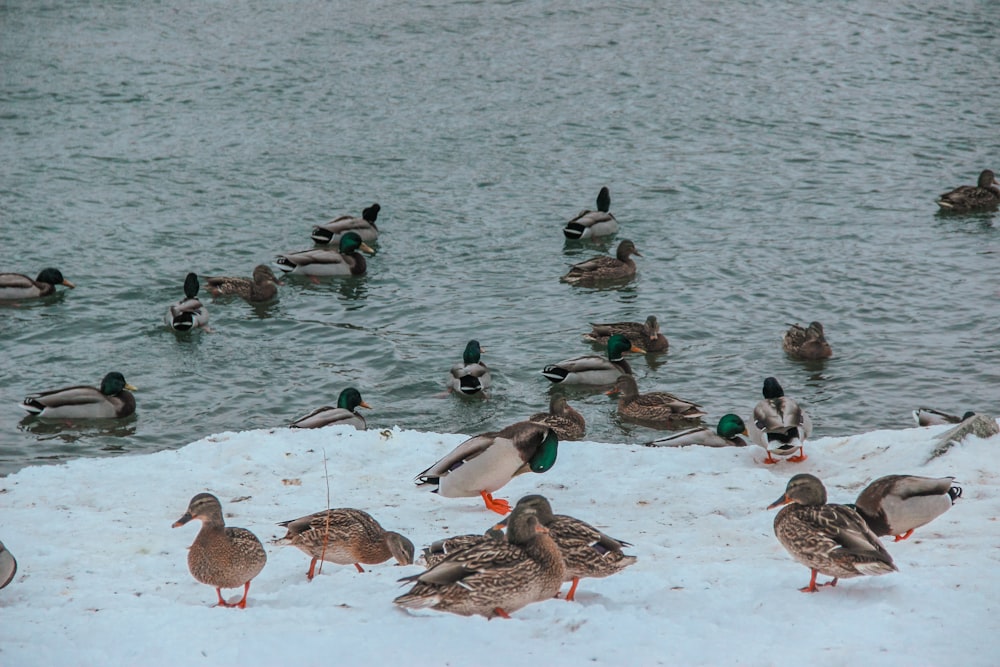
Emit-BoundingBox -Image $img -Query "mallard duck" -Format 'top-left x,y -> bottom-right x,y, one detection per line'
782,321 -> 832,360
643,414 -> 749,448
311,203 -> 381,244
542,333 -> 645,385
584,315 -> 669,353
172,493 -> 267,609
563,187 -> 618,240
289,387 -> 371,430
748,376 -> 812,463
929,413 -> 1000,460
607,375 -> 706,425
852,475 -> 962,542
912,407 -> 974,427
393,501 -> 565,619
164,272 -> 209,332
271,508 -> 413,579
561,239 -> 640,286
448,340 -> 491,396
767,474 -> 897,592
506,495 -> 636,601
203,265 -> 280,303
419,528 -> 507,568
22,372 -> 137,419
415,421 -> 559,515
0,268 -> 75,300
275,232 -> 374,277
936,169 -> 1000,213
528,395 -> 586,441
0,540 -> 16,590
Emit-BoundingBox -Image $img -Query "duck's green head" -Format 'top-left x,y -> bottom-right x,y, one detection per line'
596,186 -> 611,213
717,414 -> 747,439
183,272 -> 200,299
462,340 -> 483,364
36,267 -> 75,289
606,334 -> 645,361
337,387 -> 371,411
762,376 -> 784,399
100,372 -> 136,396
528,428 -> 558,473
339,231 -> 375,255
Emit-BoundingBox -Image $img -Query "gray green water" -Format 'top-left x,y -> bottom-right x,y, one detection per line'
2,0 -> 998,476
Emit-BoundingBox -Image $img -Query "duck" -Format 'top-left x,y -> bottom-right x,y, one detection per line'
748,376 -> 812,463
419,527 -> 507,569
929,413 -> 1000,460
505,495 -> 636,601
172,493 -> 267,609
584,315 -> 669,353
782,321 -> 832,360
289,387 -> 371,430
542,333 -> 645,385
164,272 -> 209,332
528,395 -> 586,441
561,239 -> 641,286
393,500 -> 565,619
563,187 -> 618,240
936,169 -> 1000,213
912,407 -> 974,427
447,340 -> 491,396
275,232 -> 374,277
414,421 -> 559,515
22,372 -> 137,419
607,375 -> 706,425
767,474 -> 897,593
271,508 -> 413,579
0,268 -> 75,300
0,540 -> 16,590
311,203 -> 381,244
643,414 -> 749,448
852,475 -> 962,542
203,264 -> 280,303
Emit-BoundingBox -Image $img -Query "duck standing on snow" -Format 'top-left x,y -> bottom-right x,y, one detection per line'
852,475 -> 962,542
289,387 -> 371,430
528,395 -> 586,441
768,474 -> 897,593
271,508 -> 413,579
172,493 -> 267,609
563,186 -> 618,240
0,541 -> 16,590
607,375 -> 706,425
203,265 -> 280,303
311,203 -> 381,244
584,315 -> 669,353
561,239 -> 641,286
542,333 -> 645,386
748,376 -> 812,463
782,321 -> 832,360
447,339 -> 491,396
419,528 -> 506,569
643,414 -> 748,448
936,169 -> 1000,213
22,372 -> 137,420
414,421 -> 558,515
164,272 -> 209,332
275,231 -> 374,277
393,500 -> 565,619
0,268 -> 75,300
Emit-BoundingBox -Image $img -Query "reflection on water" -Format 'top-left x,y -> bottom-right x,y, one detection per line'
17,415 -> 138,441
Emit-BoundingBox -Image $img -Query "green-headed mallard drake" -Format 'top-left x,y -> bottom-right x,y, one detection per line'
504,494 -> 636,601
748,376 -> 812,464
415,421 -> 558,515
0,268 -> 75,300
936,169 -> 1000,213
204,265 -> 280,303
164,272 -> 209,332
448,339 -> 491,396
584,315 -> 668,353
172,493 -> 267,609
311,203 -> 381,245
289,387 -> 371,430
563,187 -> 618,240
767,474 -> 897,593
643,414 -> 748,448
275,232 -> 374,277
271,508 -> 413,579
542,333 -> 645,385
852,475 -> 962,542
782,321 -> 832,360
419,527 -> 507,569
393,501 -> 564,619
528,395 -> 586,441
0,540 -> 16,590
607,375 -> 706,425
561,239 -> 640,286
22,372 -> 137,419
912,407 -> 974,427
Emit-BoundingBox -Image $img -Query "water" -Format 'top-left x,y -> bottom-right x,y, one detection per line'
2,0 -> 998,476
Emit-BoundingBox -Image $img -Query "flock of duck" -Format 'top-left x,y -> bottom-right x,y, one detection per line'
1,172 -> 997,615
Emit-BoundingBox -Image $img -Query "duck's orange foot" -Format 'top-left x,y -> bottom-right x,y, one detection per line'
491,607 -> 512,619
787,447 -> 808,463
564,577 -> 581,602
306,557 -> 319,581
763,452 -> 780,465
480,491 -> 511,515
893,529 -> 914,542
354,563 -> 365,573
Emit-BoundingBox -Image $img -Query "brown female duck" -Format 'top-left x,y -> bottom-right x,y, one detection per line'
607,375 -> 706,425
584,315 -> 669,353
782,321 -> 832,360
936,169 -> 1000,213
204,264 -> 280,303
529,395 -> 586,441
561,239 -> 640,285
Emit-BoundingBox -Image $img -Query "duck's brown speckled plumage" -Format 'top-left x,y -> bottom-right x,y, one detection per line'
419,528 -> 506,568
172,493 -> 267,608
204,265 -> 279,303
584,315 -> 669,353
529,395 -> 586,441
936,169 -> 1000,213
561,239 -> 640,285
782,321 -> 832,360
608,374 -> 706,425
853,475 -> 962,541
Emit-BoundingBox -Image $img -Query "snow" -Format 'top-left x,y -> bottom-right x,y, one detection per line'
1,421 -> 998,667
